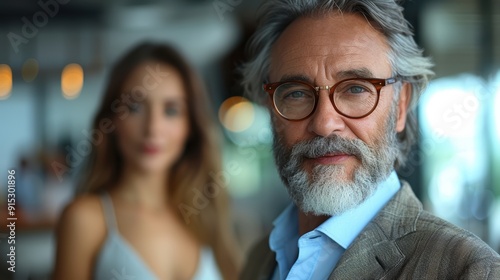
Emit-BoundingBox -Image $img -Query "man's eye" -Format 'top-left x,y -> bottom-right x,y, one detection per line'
284,91 -> 311,99
286,91 -> 305,98
347,85 -> 368,94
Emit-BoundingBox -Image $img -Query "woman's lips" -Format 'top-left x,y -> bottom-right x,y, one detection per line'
308,153 -> 352,165
142,144 -> 161,155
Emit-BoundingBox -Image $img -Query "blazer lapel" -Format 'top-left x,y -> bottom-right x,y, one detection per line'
329,182 -> 422,279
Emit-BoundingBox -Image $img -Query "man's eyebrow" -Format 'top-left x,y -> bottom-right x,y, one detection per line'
279,74 -> 313,83
337,68 -> 375,79
276,68 -> 376,84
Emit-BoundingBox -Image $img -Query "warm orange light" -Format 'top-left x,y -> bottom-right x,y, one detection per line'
22,58 -> 39,82
218,96 -> 255,132
61,63 -> 84,99
0,64 -> 13,100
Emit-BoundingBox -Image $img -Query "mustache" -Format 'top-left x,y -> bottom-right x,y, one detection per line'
288,135 -> 370,162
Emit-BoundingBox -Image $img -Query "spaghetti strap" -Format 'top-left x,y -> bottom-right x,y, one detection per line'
100,192 -> 118,231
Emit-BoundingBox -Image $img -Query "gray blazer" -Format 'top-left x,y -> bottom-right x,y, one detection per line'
240,182 -> 500,280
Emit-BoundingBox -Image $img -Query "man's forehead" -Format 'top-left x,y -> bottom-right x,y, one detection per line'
269,12 -> 391,81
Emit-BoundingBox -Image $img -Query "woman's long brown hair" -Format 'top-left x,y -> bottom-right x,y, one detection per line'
79,42 -> 241,279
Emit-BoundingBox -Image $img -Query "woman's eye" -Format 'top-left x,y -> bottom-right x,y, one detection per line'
128,102 -> 142,113
165,107 -> 180,116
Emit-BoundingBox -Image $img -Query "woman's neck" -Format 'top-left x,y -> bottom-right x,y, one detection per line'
115,166 -> 170,211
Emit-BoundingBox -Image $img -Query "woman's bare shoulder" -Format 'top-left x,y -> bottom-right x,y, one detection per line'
60,194 -> 103,222
56,194 -> 106,240
53,194 -> 107,279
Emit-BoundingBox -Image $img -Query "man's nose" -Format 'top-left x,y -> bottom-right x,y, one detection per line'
307,90 -> 346,137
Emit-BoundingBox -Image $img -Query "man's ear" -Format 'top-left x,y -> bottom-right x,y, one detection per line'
396,82 -> 412,133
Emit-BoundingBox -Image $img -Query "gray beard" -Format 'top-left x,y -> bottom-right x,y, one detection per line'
272,106 -> 399,216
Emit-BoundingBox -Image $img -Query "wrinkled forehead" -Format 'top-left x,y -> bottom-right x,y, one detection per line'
269,11 -> 392,82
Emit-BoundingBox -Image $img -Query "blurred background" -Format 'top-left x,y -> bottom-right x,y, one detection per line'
0,0 -> 499,279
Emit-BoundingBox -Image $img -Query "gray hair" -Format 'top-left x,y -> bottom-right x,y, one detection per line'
241,0 -> 434,169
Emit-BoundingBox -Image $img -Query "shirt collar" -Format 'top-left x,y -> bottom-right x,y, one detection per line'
316,171 -> 401,248
269,202 -> 299,251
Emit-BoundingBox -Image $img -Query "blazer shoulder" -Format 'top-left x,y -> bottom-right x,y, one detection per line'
414,210 -> 491,247
396,209 -> 500,278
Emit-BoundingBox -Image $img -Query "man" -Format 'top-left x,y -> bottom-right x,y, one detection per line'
239,0 -> 500,279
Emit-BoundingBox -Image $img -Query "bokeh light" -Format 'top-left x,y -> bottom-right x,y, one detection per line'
0,64 -> 13,100
421,76 -> 482,139
424,89 -> 480,138
218,96 -> 255,132
61,63 -> 84,99
429,165 -> 465,219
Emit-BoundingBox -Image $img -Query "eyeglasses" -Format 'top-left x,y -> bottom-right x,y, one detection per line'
263,77 -> 399,121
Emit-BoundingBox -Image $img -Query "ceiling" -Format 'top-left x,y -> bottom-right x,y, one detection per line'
0,0 -> 498,78
0,0 -> 260,73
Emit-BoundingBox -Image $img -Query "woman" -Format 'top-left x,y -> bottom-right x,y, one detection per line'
54,42 -> 241,280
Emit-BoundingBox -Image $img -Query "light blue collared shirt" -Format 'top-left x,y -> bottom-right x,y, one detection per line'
269,171 -> 401,280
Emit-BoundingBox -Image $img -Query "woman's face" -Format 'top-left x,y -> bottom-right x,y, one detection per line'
115,61 -> 190,174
